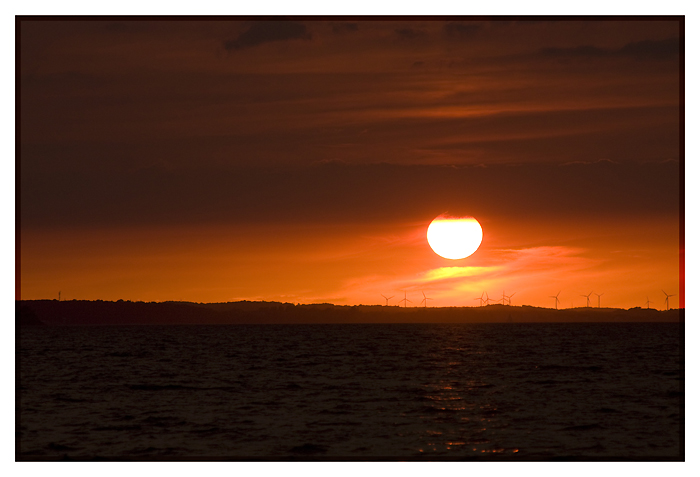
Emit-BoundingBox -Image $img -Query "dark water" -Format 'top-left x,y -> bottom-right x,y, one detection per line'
17,322 -> 683,460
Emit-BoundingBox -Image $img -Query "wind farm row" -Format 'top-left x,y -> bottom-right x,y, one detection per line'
381,290 -> 678,310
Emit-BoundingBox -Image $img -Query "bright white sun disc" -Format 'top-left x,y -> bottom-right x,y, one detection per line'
427,216 -> 483,260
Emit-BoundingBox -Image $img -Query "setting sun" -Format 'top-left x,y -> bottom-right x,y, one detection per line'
427,215 -> 483,260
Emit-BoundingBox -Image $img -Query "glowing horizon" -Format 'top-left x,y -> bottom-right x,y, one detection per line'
19,213 -> 682,310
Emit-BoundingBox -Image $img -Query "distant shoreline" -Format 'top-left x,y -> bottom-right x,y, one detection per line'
17,299 -> 683,326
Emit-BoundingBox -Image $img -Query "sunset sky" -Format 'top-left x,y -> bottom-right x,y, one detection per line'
18,18 -> 683,309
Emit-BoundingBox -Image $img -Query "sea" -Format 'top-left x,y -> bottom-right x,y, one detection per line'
17,322 -> 683,460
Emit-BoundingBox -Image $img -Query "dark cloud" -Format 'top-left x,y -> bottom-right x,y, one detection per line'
103,21 -> 149,34
21,161 -> 679,230
560,158 -> 619,166
395,28 -> 427,41
540,45 -> 608,58
444,22 -> 483,39
540,37 -> 680,61
223,20 -> 311,51
331,22 -> 359,34
18,19 -> 681,232
619,37 -> 680,60
104,22 -> 130,33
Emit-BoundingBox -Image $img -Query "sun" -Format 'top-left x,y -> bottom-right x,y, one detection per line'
427,215 -> 483,260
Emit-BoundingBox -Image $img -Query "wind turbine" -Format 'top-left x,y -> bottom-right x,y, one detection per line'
420,291 -> 433,308
662,290 -> 675,311
473,292 -> 485,307
398,291 -> 412,308
581,292 -> 592,308
506,292 -> 516,306
381,294 -> 394,306
485,292 -> 496,305
549,291 -> 561,310
644,297 -> 652,309
501,290 -> 507,305
594,293 -> 603,308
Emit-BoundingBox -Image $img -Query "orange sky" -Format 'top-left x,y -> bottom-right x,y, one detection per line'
18,18 -> 683,309
20,213 -> 681,309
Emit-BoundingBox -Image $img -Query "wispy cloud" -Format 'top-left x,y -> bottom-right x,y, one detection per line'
419,266 -> 499,283
540,37 -> 680,61
328,245 -> 599,306
395,28 -> 427,41
331,22 -> 359,34
224,21 -> 311,51
443,22 -> 483,40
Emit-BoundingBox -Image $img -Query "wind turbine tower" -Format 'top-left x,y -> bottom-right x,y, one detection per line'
381,294 -> 394,306
662,290 -> 675,311
581,292 -> 592,308
644,297 -> 652,309
420,291 -> 433,308
594,293 -> 603,308
507,292 -> 516,306
549,291 -> 561,310
473,292 -> 485,307
398,291 -> 412,308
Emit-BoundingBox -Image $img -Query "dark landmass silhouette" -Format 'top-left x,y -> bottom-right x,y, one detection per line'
18,299 -> 683,326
